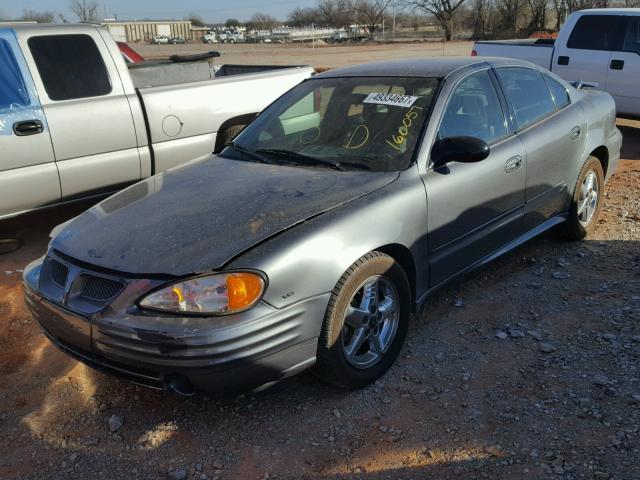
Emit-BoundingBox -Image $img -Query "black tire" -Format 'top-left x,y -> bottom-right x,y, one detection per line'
315,252 -> 411,389
559,156 -> 605,241
221,124 -> 245,146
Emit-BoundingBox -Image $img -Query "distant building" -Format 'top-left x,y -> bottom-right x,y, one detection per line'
102,20 -> 193,42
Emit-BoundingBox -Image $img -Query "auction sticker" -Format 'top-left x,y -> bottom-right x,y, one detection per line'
363,92 -> 418,108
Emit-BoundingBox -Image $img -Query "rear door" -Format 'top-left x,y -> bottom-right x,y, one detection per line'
495,67 -> 587,227
606,15 -> 640,117
18,29 -> 141,199
425,69 -> 527,285
553,14 -> 627,88
0,29 -> 60,219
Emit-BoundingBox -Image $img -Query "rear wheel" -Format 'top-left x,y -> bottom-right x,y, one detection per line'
315,252 -> 410,388
559,156 -> 605,240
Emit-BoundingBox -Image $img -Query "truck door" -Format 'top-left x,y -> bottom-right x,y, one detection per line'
18,29 -> 141,199
553,14 -> 627,89
0,29 -> 60,219
606,15 -> 640,117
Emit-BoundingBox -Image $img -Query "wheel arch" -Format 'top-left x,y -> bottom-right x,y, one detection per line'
375,243 -> 417,309
589,145 -> 609,176
213,113 -> 258,153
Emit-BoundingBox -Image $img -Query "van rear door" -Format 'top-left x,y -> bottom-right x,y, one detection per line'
553,14 -> 626,89
0,29 -> 60,219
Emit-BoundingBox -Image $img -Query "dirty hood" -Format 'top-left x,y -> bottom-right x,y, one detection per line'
51,156 -> 397,275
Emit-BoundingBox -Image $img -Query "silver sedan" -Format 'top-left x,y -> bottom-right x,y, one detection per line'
24,57 -> 622,394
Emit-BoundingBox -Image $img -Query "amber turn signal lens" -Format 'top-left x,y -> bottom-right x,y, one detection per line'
226,273 -> 265,310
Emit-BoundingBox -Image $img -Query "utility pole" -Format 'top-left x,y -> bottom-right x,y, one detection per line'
392,0 -> 396,40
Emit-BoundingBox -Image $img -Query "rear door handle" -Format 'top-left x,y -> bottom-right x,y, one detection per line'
610,59 -> 624,70
570,126 -> 581,140
505,155 -> 522,173
557,56 -> 570,66
13,120 -> 44,136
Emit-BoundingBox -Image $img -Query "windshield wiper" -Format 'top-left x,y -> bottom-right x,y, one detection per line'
226,142 -> 267,163
255,148 -> 345,171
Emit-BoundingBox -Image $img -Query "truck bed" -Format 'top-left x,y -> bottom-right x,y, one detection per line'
473,38 -> 554,69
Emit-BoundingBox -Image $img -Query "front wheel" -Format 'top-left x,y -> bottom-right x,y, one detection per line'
559,156 -> 605,240
315,252 -> 411,389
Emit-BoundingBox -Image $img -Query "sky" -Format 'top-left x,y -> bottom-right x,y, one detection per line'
0,0 -> 319,23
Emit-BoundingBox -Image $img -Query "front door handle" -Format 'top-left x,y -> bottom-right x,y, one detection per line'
13,120 -> 44,136
570,126 -> 581,140
505,155 -> 522,173
610,59 -> 624,70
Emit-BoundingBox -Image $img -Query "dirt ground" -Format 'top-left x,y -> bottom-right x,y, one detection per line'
0,113 -> 639,479
132,40 -> 474,69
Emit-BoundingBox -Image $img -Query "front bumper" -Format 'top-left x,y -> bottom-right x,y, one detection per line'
23,253 -> 329,393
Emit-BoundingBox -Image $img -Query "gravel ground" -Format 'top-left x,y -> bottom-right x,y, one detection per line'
0,120 -> 638,480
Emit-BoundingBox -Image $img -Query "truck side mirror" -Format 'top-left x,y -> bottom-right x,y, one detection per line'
431,136 -> 490,167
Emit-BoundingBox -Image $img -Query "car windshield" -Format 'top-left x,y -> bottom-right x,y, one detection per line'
221,76 -> 439,172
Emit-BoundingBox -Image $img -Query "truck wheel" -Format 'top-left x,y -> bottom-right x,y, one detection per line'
559,156 -> 605,240
221,125 -> 245,146
315,252 -> 410,389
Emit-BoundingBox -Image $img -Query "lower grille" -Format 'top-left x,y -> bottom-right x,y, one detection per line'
80,276 -> 125,302
50,260 -> 68,287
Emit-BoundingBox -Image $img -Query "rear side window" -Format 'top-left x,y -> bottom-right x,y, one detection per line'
0,38 -> 29,109
567,15 -> 627,51
496,67 -> 556,130
28,34 -> 111,101
544,75 -> 570,109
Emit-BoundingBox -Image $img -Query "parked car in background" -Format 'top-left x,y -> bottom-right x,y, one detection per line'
24,57 -> 621,395
151,34 -> 170,44
0,24 -> 313,219
117,41 -> 145,63
218,30 -> 244,43
169,36 -> 186,44
472,8 -> 640,117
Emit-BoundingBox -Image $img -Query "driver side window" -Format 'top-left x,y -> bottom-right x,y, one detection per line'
437,71 -> 507,145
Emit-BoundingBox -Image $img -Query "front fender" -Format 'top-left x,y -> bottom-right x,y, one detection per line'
226,166 -> 429,309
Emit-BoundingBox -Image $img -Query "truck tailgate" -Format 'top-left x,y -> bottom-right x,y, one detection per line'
473,40 -> 554,69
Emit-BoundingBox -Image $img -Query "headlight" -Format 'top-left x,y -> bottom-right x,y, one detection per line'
139,272 -> 265,315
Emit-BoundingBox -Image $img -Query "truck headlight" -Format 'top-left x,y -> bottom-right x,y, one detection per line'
139,272 -> 265,315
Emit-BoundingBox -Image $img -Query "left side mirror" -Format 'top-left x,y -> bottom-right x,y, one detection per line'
431,136 -> 490,167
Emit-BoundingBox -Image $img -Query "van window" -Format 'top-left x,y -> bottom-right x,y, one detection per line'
0,39 -> 29,109
567,15 -> 627,51
544,75 -> 570,110
496,67 -> 556,130
623,17 -> 640,53
28,34 -> 111,101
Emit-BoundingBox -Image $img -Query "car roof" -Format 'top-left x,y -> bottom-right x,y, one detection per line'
577,8 -> 640,14
1,23 -> 100,35
314,56 -> 540,79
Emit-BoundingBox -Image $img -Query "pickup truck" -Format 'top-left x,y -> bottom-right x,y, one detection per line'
0,24 -> 313,220
472,8 -> 640,117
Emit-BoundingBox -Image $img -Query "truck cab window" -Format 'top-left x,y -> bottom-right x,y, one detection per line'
567,15 -> 627,51
496,67 -> 556,130
623,17 -> 640,53
28,34 -> 111,101
0,39 -> 29,110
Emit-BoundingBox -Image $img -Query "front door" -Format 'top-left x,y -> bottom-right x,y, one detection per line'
424,69 -> 527,286
0,29 -> 59,219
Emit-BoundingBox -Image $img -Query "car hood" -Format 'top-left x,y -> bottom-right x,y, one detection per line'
51,156 -> 398,276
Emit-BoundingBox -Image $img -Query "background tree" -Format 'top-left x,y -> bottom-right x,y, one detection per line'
225,18 -> 241,28
287,7 -> 317,26
186,13 -> 206,27
20,9 -> 56,23
354,0 -> 393,37
247,13 -> 279,30
403,0 -> 468,41
69,0 -> 99,23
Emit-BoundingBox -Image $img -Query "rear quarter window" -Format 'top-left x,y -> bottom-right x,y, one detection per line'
28,34 -> 111,101
0,38 -> 29,110
544,75 -> 571,110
